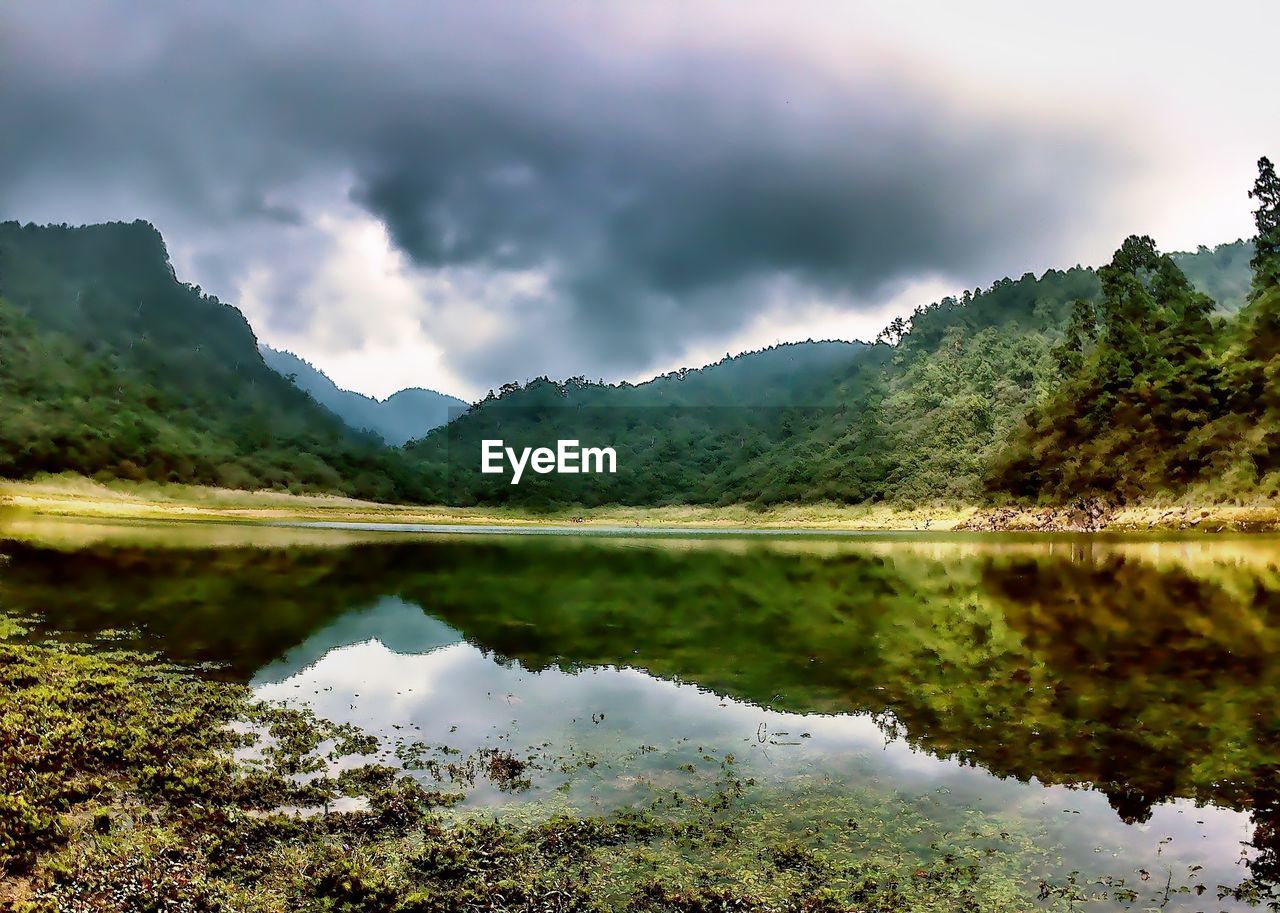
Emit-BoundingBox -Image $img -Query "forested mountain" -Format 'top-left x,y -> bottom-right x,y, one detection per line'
409,234 -> 1255,508
0,165 -> 1268,511
406,265 -> 1090,507
991,159 -> 1280,503
259,345 -> 464,445
407,340 -> 877,506
0,220 -> 426,501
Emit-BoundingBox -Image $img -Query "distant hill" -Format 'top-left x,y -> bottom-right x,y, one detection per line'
407,339 -> 877,506
260,345 -> 465,445
1172,239 -> 1254,314
0,220 -> 426,501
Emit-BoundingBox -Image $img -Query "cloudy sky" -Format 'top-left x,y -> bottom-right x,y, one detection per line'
2,2 -> 1276,400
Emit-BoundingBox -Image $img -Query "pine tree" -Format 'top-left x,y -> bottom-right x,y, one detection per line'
1240,157 -> 1280,420
1250,156 -> 1280,296
1052,298 -> 1098,377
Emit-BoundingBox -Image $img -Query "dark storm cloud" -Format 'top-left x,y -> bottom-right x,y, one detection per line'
0,2 -> 1129,386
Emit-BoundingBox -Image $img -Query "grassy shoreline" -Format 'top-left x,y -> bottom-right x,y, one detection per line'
3,474 -> 1280,532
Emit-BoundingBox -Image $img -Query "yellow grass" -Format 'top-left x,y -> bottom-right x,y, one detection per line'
3,473 -> 1280,532
0,473 -> 969,529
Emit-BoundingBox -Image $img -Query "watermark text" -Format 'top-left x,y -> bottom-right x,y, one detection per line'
481,439 -> 617,485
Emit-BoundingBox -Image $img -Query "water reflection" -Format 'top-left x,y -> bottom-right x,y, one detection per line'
253,596 -> 460,684
2,520 -> 1279,906
247,596 -> 1254,900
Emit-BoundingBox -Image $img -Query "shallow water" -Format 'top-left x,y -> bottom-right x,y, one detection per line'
4,516 -> 1280,908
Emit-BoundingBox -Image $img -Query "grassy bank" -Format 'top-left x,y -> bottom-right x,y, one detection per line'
4,474 -> 1280,532
0,475 -> 973,530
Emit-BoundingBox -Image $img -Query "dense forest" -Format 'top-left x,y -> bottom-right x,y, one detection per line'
992,158 -> 1280,502
0,221 -> 427,501
407,226 -> 1260,508
407,340 -> 881,506
0,161 -> 1274,508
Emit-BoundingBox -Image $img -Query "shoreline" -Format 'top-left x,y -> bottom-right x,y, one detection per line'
3,474 -> 1279,533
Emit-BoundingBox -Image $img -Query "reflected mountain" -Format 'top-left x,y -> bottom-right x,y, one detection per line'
250,595 -> 462,685
3,530 -> 1280,895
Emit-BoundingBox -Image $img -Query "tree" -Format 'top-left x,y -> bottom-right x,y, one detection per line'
1237,157 -> 1280,413
876,316 -> 908,346
1053,298 -> 1098,377
1251,156 -> 1280,296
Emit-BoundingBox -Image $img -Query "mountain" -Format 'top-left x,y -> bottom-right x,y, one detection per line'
0,213 -> 1264,510
407,267 -> 1097,507
407,340 -> 876,507
0,220 -> 426,501
991,232 -> 1280,502
986,160 -> 1278,504
409,239 -> 1259,508
259,345 -> 465,445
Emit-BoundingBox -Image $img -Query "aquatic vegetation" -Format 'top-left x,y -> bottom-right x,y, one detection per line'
0,617 -> 1122,911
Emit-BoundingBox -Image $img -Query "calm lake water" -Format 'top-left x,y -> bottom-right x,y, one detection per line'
4,516 -> 1280,909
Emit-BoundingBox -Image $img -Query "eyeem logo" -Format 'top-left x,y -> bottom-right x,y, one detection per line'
481,439 -> 617,485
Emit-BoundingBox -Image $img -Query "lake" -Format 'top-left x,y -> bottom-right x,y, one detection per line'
3,516 -> 1279,909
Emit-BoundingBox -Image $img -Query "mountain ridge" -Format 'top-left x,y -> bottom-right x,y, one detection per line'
0,219 -> 426,501
0,217 -> 1266,510
259,344 -> 465,446
406,237 -> 1262,507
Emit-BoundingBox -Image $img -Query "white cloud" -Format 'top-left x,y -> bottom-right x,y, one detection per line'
238,211 -> 562,401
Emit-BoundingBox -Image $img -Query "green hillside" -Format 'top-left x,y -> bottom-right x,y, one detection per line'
408,265 -> 1092,507
408,214 -> 1262,507
404,263 -> 1177,507
407,340 -> 877,507
0,220 -> 426,501
991,160 -> 1280,502
0,164 -> 1269,512
259,344 -> 465,445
